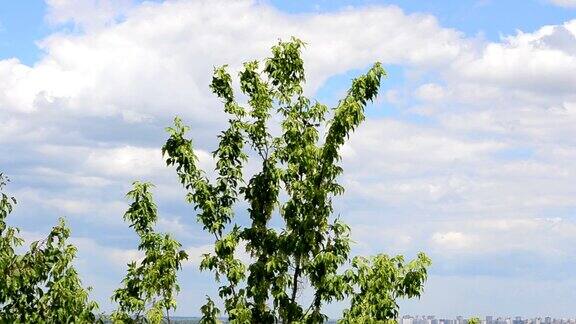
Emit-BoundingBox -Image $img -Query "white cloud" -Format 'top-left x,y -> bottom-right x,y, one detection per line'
45,197 -> 94,214
342,119 -> 504,177
0,59 -> 37,113
428,217 -> 576,256
106,247 -> 143,267
415,83 -> 446,102
157,216 -> 194,238
548,0 -> 576,8
1,0 -> 467,122
431,231 -> 476,250
450,22 -> 576,95
183,244 -> 213,267
13,187 -> 129,225
85,146 -> 164,177
45,0 -> 134,31
31,167 -> 113,187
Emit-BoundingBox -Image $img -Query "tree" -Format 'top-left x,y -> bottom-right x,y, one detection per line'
112,181 -> 188,324
340,254 -> 431,323
0,173 -> 100,323
469,317 -> 481,324
162,37 -> 431,323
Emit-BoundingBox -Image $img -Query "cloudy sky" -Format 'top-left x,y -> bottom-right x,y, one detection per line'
2,0 -> 576,318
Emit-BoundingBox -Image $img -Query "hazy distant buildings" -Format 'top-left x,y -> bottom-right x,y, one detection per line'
402,315 -> 576,324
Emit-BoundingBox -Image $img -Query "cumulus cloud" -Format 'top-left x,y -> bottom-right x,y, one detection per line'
450,21 -> 576,95
1,0 -> 467,122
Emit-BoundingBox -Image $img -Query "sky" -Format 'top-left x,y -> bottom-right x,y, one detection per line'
1,0 -> 576,318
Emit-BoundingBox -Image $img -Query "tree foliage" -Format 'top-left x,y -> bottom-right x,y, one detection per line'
162,37 -> 431,323
469,317 -> 481,324
0,173 -> 100,323
112,181 -> 189,324
340,253 -> 431,323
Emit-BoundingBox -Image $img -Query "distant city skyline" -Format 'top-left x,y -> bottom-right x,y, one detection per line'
402,315 -> 576,324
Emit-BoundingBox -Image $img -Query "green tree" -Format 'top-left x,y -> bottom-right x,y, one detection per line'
0,173 -> 100,323
469,317 -> 481,324
340,254 -> 431,323
162,38 -> 431,323
112,181 -> 188,324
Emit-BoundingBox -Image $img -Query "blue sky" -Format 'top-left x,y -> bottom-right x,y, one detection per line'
1,0 -> 576,318
0,1 -> 47,64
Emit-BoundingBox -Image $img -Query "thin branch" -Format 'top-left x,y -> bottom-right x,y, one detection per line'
290,256 -> 301,304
